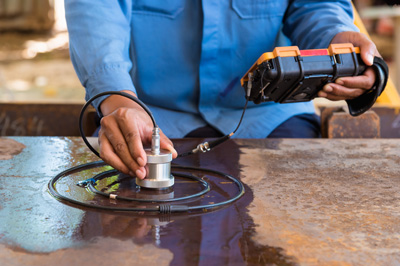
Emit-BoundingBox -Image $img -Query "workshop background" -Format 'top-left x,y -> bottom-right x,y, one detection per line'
0,0 -> 399,137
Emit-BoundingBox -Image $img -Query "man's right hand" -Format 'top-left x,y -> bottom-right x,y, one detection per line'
98,90 -> 177,179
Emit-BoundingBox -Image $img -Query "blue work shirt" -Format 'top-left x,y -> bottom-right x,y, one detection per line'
65,0 -> 358,138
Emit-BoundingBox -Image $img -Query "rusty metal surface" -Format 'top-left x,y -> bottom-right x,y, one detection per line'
320,106 -> 400,138
0,104 -> 97,136
321,108 -> 380,138
0,137 -> 400,265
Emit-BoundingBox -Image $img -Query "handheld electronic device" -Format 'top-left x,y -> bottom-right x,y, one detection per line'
240,43 -> 388,116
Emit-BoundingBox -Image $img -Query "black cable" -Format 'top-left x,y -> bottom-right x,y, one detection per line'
174,165 -> 245,211
48,161 -> 245,213
48,161 -> 160,212
232,98 -> 249,134
87,170 -> 211,203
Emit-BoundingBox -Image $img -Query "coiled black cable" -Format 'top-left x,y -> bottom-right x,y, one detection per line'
86,169 -> 211,202
48,161 -> 245,213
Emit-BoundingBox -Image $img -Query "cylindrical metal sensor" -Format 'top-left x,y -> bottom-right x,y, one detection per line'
136,149 -> 174,189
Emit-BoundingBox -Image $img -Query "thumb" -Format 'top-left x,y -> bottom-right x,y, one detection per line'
159,130 -> 177,158
331,31 -> 378,66
359,38 -> 377,66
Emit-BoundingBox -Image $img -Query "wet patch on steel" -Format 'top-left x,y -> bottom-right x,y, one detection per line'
0,137 -> 297,265
0,138 -> 26,160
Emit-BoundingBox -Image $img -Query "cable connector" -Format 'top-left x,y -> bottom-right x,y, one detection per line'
192,142 -> 210,154
192,135 -> 231,154
76,178 -> 96,187
159,204 -> 189,213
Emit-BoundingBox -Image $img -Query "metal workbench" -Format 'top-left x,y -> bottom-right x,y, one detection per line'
0,137 -> 399,265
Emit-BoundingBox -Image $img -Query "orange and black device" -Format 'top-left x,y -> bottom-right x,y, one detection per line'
241,43 -> 388,116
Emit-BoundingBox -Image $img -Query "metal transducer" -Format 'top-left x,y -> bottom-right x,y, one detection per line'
136,127 -> 174,189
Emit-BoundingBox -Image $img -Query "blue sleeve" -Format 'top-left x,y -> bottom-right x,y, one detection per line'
282,0 -> 359,49
65,0 -> 135,110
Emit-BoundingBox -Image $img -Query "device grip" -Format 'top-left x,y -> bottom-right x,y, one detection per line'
346,57 -> 389,116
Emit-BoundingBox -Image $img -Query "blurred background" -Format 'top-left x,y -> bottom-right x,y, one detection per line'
0,0 -> 398,104
0,0 -> 399,136
0,0 -> 83,103
354,0 -> 399,84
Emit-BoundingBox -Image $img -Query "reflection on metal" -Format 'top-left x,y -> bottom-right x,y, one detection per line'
152,225 -> 161,246
135,186 -> 175,201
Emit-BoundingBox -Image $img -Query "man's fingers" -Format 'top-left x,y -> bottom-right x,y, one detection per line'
358,38 -> 376,66
319,66 -> 375,101
99,133 -> 131,175
100,133 -> 147,179
100,115 -> 144,178
319,83 -> 365,100
117,111 -> 147,168
318,90 -> 352,101
330,31 -> 379,66
334,68 -> 376,90
97,99 -> 173,180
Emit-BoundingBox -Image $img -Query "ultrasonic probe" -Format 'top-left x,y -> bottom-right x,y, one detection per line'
136,127 -> 174,189
78,91 -> 176,189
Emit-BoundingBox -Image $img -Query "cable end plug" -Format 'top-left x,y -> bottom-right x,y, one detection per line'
159,204 -> 189,214
76,178 -> 96,187
192,134 -> 231,154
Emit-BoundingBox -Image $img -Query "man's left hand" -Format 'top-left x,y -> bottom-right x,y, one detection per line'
318,31 -> 379,101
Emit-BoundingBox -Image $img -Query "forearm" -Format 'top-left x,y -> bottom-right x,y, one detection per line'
283,0 -> 359,48
100,90 -> 140,116
65,0 -> 136,110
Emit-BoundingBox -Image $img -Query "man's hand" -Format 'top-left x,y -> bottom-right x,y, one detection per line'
98,90 -> 177,179
318,31 -> 379,101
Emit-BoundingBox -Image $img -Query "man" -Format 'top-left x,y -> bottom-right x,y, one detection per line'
65,1 -> 378,179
